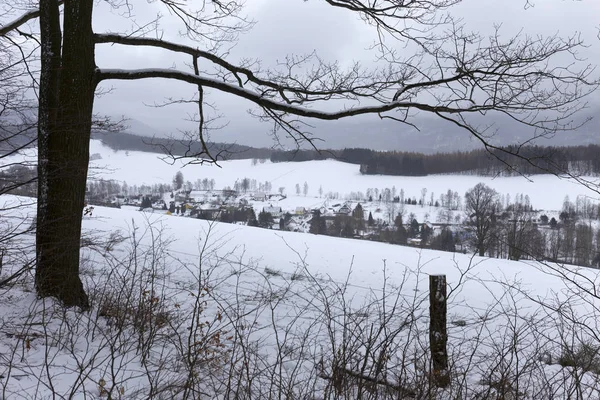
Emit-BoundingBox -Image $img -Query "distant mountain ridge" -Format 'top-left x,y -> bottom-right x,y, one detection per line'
90,131 -> 274,160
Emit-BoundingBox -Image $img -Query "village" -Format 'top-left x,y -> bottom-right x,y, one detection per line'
80,168 -> 600,267
86,177 -> 462,251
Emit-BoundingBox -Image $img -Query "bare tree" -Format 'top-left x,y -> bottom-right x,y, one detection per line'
0,0 -> 596,307
0,22 -> 38,294
465,183 -> 500,257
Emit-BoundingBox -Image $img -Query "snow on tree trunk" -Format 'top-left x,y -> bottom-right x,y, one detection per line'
429,274 -> 449,388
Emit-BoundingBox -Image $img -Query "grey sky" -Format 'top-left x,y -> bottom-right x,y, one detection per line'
89,0 -> 600,150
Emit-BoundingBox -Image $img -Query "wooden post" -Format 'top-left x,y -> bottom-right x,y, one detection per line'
429,274 -> 450,388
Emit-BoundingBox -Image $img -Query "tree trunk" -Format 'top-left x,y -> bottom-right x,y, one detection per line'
35,0 -> 61,292
35,0 -> 96,309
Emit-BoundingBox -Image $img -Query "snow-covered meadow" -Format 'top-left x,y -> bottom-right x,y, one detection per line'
2,196 -> 600,398
9,139 -> 600,212
4,141 -> 600,398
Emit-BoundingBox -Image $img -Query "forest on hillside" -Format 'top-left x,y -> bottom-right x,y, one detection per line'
271,145 -> 600,176
92,131 -> 274,160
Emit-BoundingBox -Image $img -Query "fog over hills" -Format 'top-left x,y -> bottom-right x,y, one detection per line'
118,105 -> 600,154
3,103 -> 598,156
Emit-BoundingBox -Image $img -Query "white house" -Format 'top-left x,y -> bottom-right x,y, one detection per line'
252,192 -> 267,201
263,206 -> 283,218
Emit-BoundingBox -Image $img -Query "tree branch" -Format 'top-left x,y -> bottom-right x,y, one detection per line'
0,1 -> 64,37
94,33 -> 396,101
97,67 -> 485,120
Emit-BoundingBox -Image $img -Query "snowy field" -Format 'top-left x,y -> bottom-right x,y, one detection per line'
5,139 -> 600,211
2,195 -> 600,398
4,140 -> 600,398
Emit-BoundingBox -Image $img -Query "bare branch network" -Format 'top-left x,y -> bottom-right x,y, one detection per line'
93,31 -> 595,120
1,0 -> 597,160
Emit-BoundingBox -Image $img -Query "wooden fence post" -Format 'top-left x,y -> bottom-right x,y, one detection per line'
429,274 -> 450,388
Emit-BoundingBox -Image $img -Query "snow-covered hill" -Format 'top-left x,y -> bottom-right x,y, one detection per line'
5,139 -> 599,211
2,197 -> 600,398
4,136 -> 600,398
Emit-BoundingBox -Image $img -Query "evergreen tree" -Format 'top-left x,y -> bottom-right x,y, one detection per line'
431,228 -> 456,252
352,203 -> 365,230
421,224 -> 432,246
352,203 -> 364,220
173,171 -> 184,190
394,215 -> 408,244
258,211 -> 274,228
310,210 -> 326,234
140,196 -> 152,209
409,219 -> 420,237
341,221 -> 355,238
247,208 -> 259,227
368,211 -> 375,226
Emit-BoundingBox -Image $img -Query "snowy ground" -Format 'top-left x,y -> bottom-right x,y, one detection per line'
4,140 -> 600,397
3,196 -> 600,398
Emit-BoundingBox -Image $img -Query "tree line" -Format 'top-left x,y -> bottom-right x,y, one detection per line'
270,144 -> 600,176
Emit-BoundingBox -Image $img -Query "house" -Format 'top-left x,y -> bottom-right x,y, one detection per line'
197,203 -> 222,220
311,206 -> 328,215
188,190 -> 208,204
263,206 -> 283,218
335,204 -> 352,216
285,217 -> 300,232
268,193 -> 286,201
408,238 -> 422,246
295,207 -> 307,215
152,200 -> 166,210
175,192 -> 187,202
252,192 -> 267,201
322,215 -> 337,229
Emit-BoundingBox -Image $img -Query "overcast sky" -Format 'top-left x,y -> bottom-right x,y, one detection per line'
90,0 -> 600,149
